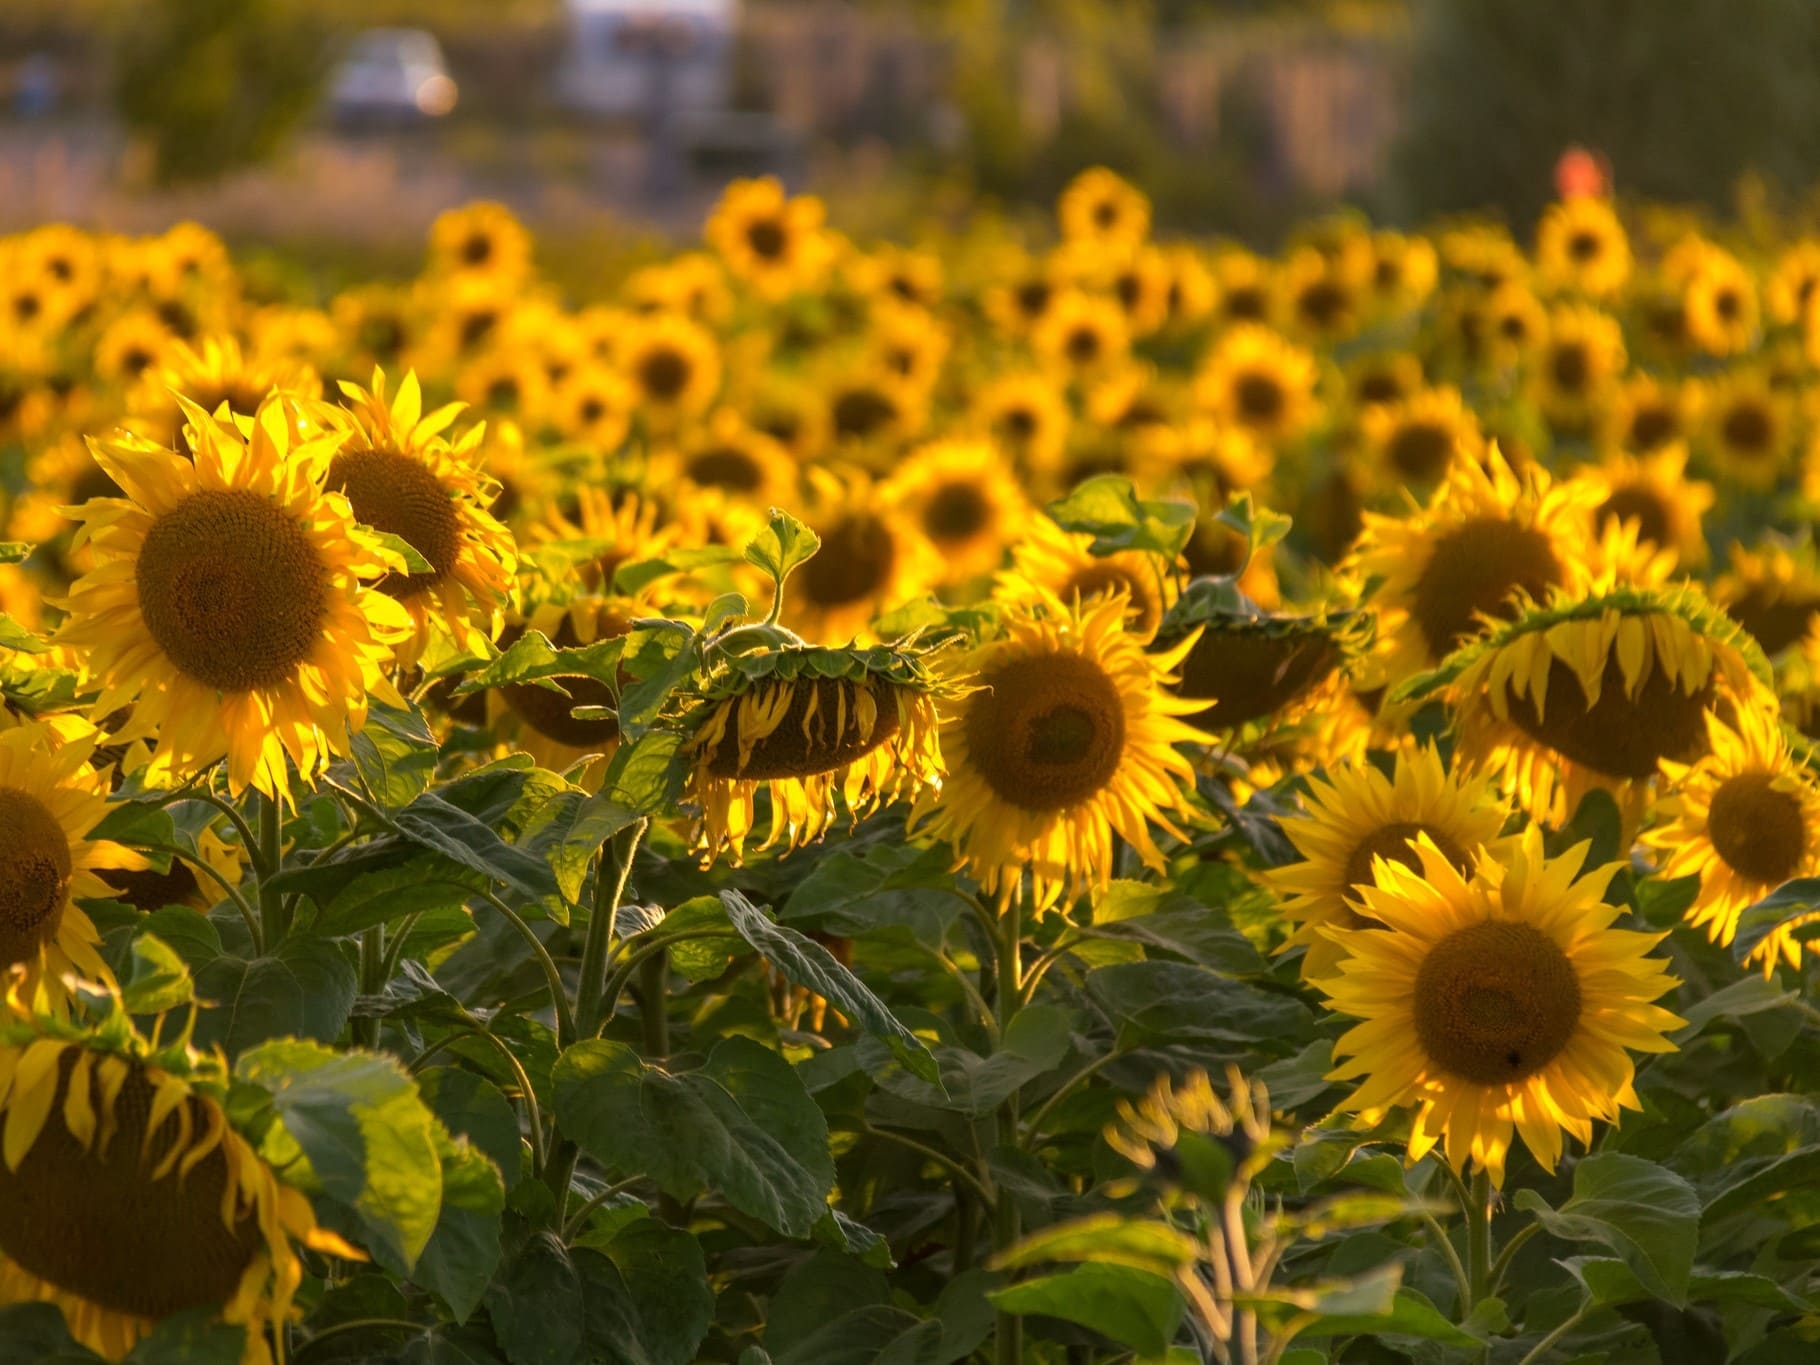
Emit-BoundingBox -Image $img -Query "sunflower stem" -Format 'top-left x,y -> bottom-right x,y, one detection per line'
353,926 -> 383,1048
576,820 -> 646,1039
640,949 -> 671,1058
993,884 -> 1027,1365
257,793 -> 290,946
1464,1167 -> 1493,1309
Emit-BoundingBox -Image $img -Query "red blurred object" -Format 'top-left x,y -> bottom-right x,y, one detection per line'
1554,146 -> 1610,200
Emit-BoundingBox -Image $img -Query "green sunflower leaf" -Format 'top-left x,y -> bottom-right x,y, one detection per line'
988,1263 -> 1183,1358
1730,877 -> 1820,965
744,509 -> 822,596
1046,473 -> 1196,560
1511,1153 -> 1700,1307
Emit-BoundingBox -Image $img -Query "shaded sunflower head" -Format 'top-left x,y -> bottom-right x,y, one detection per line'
320,369 -> 518,666
1366,230 -> 1438,315
483,594 -> 635,784
1194,323 -> 1318,447
1159,598 -> 1368,739
909,591 -> 1208,913
1529,304 -> 1625,430
1280,246 -> 1364,344
1713,539 -> 1820,658
1343,350 -> 1426,414
783,471 -> 939,644
0,1017 -> 354,1360
55,394 -> 411,800
659,410 -> 800,510
1699,371 -> 1793,490
998,514 -> 1180,642
1267,744 -> 1514,980
969,372 -> 1071,481
1031,289 -> 1131,380
1535,196 -> 1631,298
1578,444 -> 1714,571
91,310 -> 174,389
428,200 -> 533,285
1677,240 -> 1759,357
1316,826 -> 1683,1186
1648,705 -> 1820,976
704,176 -> 833,299
1359,384 -> 1483,493
619,311 -> 722,427
1347,446 -> 1597,688
1423,583 -> 1778,829
687,640 -> 950,864
1768,239 -> 1820,326
884,439 -> 1030,586
1209,249 -> 1278,327
1601,372 -> 1695,455
1057,167 -> 1151,249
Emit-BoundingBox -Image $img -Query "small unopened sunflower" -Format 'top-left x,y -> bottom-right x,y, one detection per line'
321,370 -> 517,666
885,439 -> 1029,586
998,516 -> 1181,642
1348,447 -> 1597,688
57,395 -> 410,799
1535,196 -> 1631,298
1315,827 -> 1683,1186
1421,584 -> 1778,829
1194,324 -> 1318,447
704,177 -> 833,299
0,1017 -> 358,1360
1647,707 -> 1820,976
1057,167 -> 1151,249
686,641 -> 949,863
0,722 -> 141,1010
1268,745 -> 1515,979
910,592 -> 1208,912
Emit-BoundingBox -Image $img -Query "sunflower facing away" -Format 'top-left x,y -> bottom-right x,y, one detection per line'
910,591 -> 1208,912
686,642 -> 949,864
1267,745 -> 1514,980
57,394 -> 410,799
0,1019 -> 355,1360
1314,828 -> 1683,1186
1648,707 -> 1820,976
1424,584 -> 1778,829
322,369 -> 518,666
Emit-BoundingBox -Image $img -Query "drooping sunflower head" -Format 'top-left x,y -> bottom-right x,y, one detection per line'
1535,196 -> 1632,298
1714,538 -> 1820,658
998,514 -> 1181,642
1160,598 -> 1368,740
1577,444 -> 1714,571
428,200 -> 533,285
884,439 -> 1029,587
1193,323 -> 1319,447
0,1018 -> 353,1360
1359,384 -> 1483,493
1647,706 -> 1820,976
704,176 -> 833,299
320,369 -> 518,666
686,640 -> 951,864
1268,743 -> 1514,980
1423,583 -> 1778,829
1057,167 -> 1151,249
909,591 -> 1209,912
1347,445 -> 1598,689
55,394 -> 410,799
1316,826 -> 1683,1186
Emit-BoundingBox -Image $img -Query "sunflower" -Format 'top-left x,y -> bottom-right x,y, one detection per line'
1646,706 -> 1820,975
999,515 -> 1180,641
1530,305 -> 1625,430
746,378 -> 831,463
1713,540 -> 1820,657
454,347 -> 551,427
1365,231 -> 1438,316
1535,197 -> 1631,298
1347,448 -> 1596,688
619,311 -> 721,428
331,282 -> 426,372
1031,289 -> 1131,381
1094,244 -> 1176,338
321,370 -> 517,666
1360,386 -> 1482,492
1578,445 -> 1713,571
17,225 -> 103,311
704,177 -> 833,299
884,439 -> 1029,586
1268,745 -> 1514,979
0,722 -> 141,1009
1699,371 -> 1793,490
1280,246 -> 1363,344
1768,240 -> 1820,326
1424,584 -> 1778,829
983,253 -> 1065,339
92,311 -> 173,389
129,337 -> 320,449
1343,351 -> 1425,413
56,394 -> 410,799
1163,603 -> 1363,736
531,488 -> 681,598
969,372 -> 1071,479
1057,167 -> 1150,250
822,368 -> 926,454
0,1018 -> 356,1360
1439,224 -> 1526,292
687,641 -> 948,864
1315,827 -> 1683,1186
909,591 -> 1207,912
428,200 -> 533,285
659,412 -> 800,509
784,472 -> 938,643
1209,250 -> 1278,327
1679,242 -> 1759,357
483,596 -> 634,783
1474,281 -> 1548,371
847,244 -> 944,310
1194,323 -> 1318,447
624,253 -> 735,326
864,301 -> 951,393
548,362 -> 634,453
1601,373 -> 1695,455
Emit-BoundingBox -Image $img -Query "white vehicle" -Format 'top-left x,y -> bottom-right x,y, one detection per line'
327,29 -> 459,125
555,0 -> 739,119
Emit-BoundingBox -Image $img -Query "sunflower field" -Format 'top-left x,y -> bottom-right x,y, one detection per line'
4,172 -> 1820,1365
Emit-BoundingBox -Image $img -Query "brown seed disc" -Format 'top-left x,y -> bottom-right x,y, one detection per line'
0,788 -> 71,966
137,489 -> 329,693
328,448 -> 462,600
637,347 -> 691,402
704,679 -> 903,781
502,616 -> 629,748
1503,653 -> 1715,779
1173,630 -> 1339,729
1413,920 -> 1582,1085
1341,820 -> 1471,891
963,650 -> 1127,812
799,513 -> 897,611
0,1052 -> 261,1319
685,447 -> 765,494
1386,420 -> 1456,484
1707,770 -> 1807,885
1595,486 -> 1673,549
922,481 -> 992,544
1234,372 -> 1286,425
831,387 -> 899,441
1725,586 -> 1820,656
1409,518 -> 1564,661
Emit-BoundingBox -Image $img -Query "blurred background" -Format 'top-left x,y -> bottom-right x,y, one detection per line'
5,0 -> 1820,293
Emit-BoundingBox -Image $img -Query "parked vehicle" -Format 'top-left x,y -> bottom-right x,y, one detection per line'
327,28 -> 458,127
554,0 -> 738,120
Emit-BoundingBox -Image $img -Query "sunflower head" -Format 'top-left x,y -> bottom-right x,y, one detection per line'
1316,826 -> 1683,1185
1194,323 -> 1318,446
1579,444 -> 1713,571
1536,196 -> 1632,298
1057,167 -> 1151,249
998,514 -> 1180,643
429,200 -> 533,284
1714,539 -> 1820,658
1360,385 -> 1483,493
704,177 -> 833,299
885,439 -> 1029,586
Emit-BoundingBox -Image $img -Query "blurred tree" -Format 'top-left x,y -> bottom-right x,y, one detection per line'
113,0 -> 330,185
1394,0 -> 1820,227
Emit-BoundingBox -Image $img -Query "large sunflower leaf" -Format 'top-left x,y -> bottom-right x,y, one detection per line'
988,1263 -> 1183,1358
192,931 -> 358,1056
1045,473 -> 1197,559
1511,1153 -> 1700,1307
